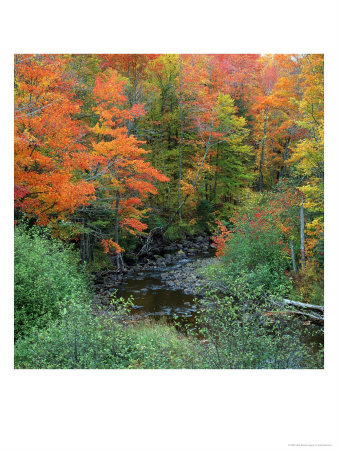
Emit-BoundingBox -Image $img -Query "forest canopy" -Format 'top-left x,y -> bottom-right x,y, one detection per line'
14,54 -> 324,284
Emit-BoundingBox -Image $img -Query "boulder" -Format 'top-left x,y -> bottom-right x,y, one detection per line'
101,297 -> 111,306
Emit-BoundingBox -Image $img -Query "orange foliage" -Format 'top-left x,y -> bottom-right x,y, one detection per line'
212,221 -> 232,258
91,69 -> 169,246
14,54 -> 96,225
101,239 -> 124,254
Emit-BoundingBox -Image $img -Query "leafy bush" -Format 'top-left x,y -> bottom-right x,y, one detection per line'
14,225 -> 91,340
14,223 -> 322,370
126,318 -> 202,369
289,260 -> 324,305
15,297 -> 202,369
14,225 -> 201,369
14,296 -> 135,369
165,225 -> 182,241
15,287 -> 323,369
211,192 -> 297,296
187,284 -> 323,369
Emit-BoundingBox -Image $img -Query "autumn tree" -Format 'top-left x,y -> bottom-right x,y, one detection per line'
287,54 -> 324,269
171,55 -> 253,225
250,55 -> 307,191
14,54 -> 96,227
90,69 -> 169,269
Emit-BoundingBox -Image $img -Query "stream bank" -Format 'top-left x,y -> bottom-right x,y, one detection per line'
92,233 -> 323,351
92,235 -> 215,319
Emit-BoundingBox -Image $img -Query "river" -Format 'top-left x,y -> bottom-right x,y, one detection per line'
116,249 -> 214,322
94,238 -> 323,353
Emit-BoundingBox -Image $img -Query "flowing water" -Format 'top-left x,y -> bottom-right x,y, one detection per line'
117,251 -> 212,321
114,248 -> 323,353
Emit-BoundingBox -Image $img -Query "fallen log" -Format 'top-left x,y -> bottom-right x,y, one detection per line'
138,226 -> 163,256
285,308 -> 324,324
265,308 -> 324,324
281,298 -> 324,313
267,297 -> 324,325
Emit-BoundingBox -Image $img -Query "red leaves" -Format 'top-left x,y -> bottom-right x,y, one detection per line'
14,185 -> 30,201
129,103 -> 146,119
120,218 -> 148,235
213,186 -> 301,260
212,221 -> 232,258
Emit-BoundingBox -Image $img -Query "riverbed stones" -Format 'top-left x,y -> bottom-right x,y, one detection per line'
160,257 -> 219,296
93,235 -> 216,309
100,296 -> 111,306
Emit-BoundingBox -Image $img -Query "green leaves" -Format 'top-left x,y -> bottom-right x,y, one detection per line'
14,225 -> 91,340
189,291 -> 323,369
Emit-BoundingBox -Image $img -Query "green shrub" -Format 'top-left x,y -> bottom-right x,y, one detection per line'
187,285 -> 323,369
14,225 -> 91,340
15,297 -> 203,369
14,223 -> 322,370
165,225 -> 181,241
15,288 -> 323,369
211,194 -> 294,296
14,296 -> 135,369
126,318 -> 202,369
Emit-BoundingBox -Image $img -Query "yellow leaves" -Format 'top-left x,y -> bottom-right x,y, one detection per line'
280,223 -> 291,236
109,177 -> 120,189
288,139 -> 323,176
231,115 -> 247,130
299,182 -> 324,213
91,123 -> 112,136
305,217 -> 323,257
289,55 -> 324,181
180,180 -> 195,196
22,129 -> 38,144
217,94 -> 235,118
306,217 -> 323,237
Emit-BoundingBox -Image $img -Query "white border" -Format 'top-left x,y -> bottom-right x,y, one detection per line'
1,1 -> 338,449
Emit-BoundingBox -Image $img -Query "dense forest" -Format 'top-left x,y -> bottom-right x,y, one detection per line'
14,54 -> 324,369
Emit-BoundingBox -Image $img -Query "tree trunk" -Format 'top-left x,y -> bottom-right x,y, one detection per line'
114,189 -> 125,271
258,105 -> 269,192
300,199 -> 306,270
162,107 -> 216,233
89,235 -> 94,263
164,136 -> 212,231
160,135 -> 171,213
178,98 -> 184,223
281,298 -> 323,313
212,143 -> 219,201
290,240 -> 297,273
80,218 -> 90,264
266,297 -> 324,324
280,135 -> 293,179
